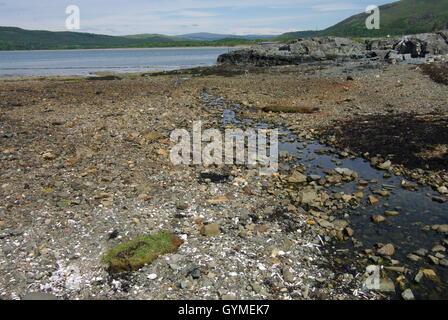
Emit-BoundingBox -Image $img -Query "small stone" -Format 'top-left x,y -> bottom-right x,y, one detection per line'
251,282 -> 263,293
415,248 -> 428,256
282,267 -> 295,283
422,269 -> 438,281
384,266 -> 406,273
176,202 -> 189,210
372,215 -> 386,223
318,219 -> 334,229
432,196 -> 446,203
189,268 -> 201,280
377,243 -> 395,256
385,211 -> 400,216
345,227 -> 355,237
432,245 -> 446,252
288,171 -> 307,183
297,189 -> 318,205
378,160 -> 392,170
180,280 -> 192,289
147,274 -> 157,280
254,225 -> 269,233
401,289 -> 415,300
222,293 -> 236,300
415,270 -> 424,283
407,254 -> 421,262
437,186 -> 448,194
373,189 -> 390,197
368,195 -> 379,205
433,225 -> 448,234
428,255 -> 439,264
332,219 -> 349,230
2,245 -> 13,254
335,168 -> 354,176
378,278 -> 396,293
401,180 -> 418,190
201,223 -> 221,236
155,149 -> 169,156
42,152 -> 56,160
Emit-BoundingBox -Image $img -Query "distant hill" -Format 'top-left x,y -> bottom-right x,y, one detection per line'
123,33 -> 188,42
276,30 -> 319,39
0,26 -> 153,50
0,27 -> 274,50
280,0 -> 448,38
180,32 -> 276,41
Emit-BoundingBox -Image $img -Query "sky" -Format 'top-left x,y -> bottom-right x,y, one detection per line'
0,0 -> 395,35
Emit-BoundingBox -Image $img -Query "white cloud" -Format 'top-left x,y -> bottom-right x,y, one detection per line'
312,3 -> 364,12
176,10 -> 218,17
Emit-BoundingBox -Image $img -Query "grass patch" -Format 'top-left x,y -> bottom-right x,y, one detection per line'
262,105 -> 320,113
102,232 -> 183,273
87,75 -> 122,81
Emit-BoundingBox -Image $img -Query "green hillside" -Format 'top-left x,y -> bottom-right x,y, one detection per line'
123,33 -> 188,42
0,26 -> 151,50
280,0 -> 448,38
277,30 -> 319,39
320,0 -> 448,37
0,27 -> 265,50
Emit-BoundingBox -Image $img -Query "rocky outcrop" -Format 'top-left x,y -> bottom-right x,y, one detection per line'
217,31 -> 448,66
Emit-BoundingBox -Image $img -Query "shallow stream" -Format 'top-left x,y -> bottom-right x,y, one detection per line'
201,92 -> 448,299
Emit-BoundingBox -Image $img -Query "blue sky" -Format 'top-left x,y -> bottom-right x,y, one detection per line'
0,0 -> 395,35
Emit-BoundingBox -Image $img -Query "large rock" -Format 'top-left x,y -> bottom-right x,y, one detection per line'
217,32 -> 448,67
218,37 -> 365,66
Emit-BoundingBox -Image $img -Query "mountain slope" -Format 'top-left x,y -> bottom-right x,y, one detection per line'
280,0 -> 448,38
320,0 -> 448,37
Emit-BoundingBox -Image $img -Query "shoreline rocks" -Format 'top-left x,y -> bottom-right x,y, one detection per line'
217,31 -> 448,66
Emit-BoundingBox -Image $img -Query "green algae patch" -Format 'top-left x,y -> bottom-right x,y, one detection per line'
103,232 -> 183,273
262,105 -> 320,114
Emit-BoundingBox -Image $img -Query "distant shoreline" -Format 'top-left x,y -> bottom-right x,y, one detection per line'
0,45 -> 251,53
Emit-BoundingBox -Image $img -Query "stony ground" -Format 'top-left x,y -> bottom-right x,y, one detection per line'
0,59 -> 447,300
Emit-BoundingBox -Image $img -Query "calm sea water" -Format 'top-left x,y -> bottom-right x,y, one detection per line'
0,47 -> 234,78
